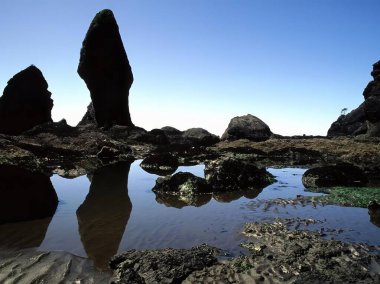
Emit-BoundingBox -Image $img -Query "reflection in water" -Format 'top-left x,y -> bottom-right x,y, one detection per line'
0,165 -> 58,224
153,184 -> 264,208
368,202 -> 380,228
155,192 -> 212,209
0,217 -> 52,250
76,162 -> 132,270
213,188 -> 263,203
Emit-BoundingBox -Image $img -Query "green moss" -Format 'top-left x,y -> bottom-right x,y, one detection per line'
310,187 -> 380,208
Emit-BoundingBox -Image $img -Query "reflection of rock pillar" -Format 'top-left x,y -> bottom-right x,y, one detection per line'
76,162 -> 132,270
0,165 -> 58,224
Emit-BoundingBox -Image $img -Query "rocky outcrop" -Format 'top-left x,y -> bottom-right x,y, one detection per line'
110,244 -> 219,284
152,172 -> 211,196
182,128 -> 219,146
328,60 -> 380,137
78,9 -> 134,128
77,102 -> 96,126
157,126 -> 219,146
0,65 -> 53,135
0,165 -> 58,224
327,103 -> 367,136
140,153 -> 178,176
204,157 -> 274,192
302,163 -> 368,188
221,114 -> 272,141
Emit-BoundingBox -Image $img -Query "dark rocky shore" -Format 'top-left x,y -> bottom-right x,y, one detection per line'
1,8 -> 380,284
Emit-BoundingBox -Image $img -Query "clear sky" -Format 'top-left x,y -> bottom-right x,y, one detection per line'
1,0 -> 379,136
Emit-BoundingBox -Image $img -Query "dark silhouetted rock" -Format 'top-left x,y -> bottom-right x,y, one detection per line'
24,119 -> 78,137
204,158 -> 274,192
77,162 -> 132,270
182,128 -> 219,146
140,153 -> 178,176
302,163 -> 368,188
221,114 -> 272,141
78,9 -> 134,127
0,65 -> 53,135
152,172 -> 212,197
110,244 -> 219,284
327,103 -> 367,137
328,60 -> 380,137
77,102 -> 96,126
0,165 -> 58,224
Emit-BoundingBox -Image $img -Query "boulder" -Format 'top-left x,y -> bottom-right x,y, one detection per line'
110,244 -> 219,284
302,163 -> 368,188
204,158 -> 274,192
0,165 -> 58,224
140,153 -> 178,176
0,65 -> 53,135
182,128 -> 220,146
78,9 -> 134,127
221,114 -> 272,141
152,172 -> 212,197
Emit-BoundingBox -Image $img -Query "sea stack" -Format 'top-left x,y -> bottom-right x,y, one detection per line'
328,60 -> 380,137
0,65 -> 53,135
78,9 -> 134,127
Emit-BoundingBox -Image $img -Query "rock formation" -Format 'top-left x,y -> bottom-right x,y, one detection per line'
152,172 -> 212,196
328,60 -> 380,137
0,65 -> 53,135
204,157 -> 274,191
78,9 -> 134,127
140,153 -> 179,176
110,244 -> 219,284
302,163 -> 368,188
221,114 -> 272,141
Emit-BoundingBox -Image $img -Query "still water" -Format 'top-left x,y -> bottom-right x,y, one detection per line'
0,161 -> 379,270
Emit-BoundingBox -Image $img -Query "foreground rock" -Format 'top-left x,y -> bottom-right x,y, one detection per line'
328,60 -> 380,137
205,157 -> 274,191
110,221 -> 379,283
221,114 -> 272,141
78,9 -> 134,127
0,165 -> 58,224
0,65 -> 53,135
140,153 -> 178,175
110,244 -> 219,284
232,221 -> 380,283
302,163 -> 368,188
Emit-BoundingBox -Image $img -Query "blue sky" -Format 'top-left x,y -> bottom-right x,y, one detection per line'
1,0 -> 379,136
